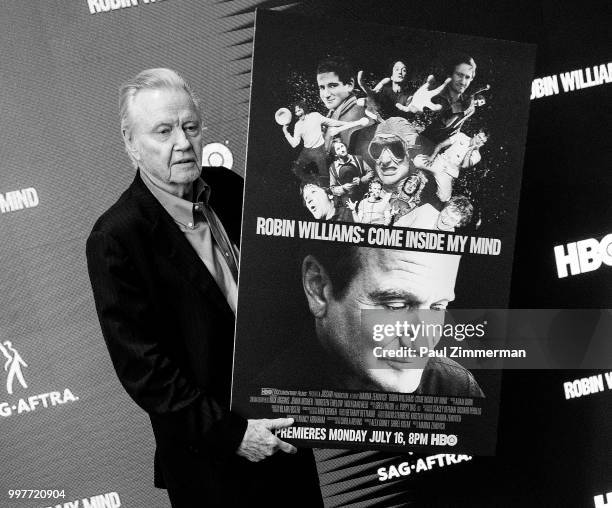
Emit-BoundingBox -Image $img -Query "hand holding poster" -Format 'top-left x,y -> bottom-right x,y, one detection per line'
232,10 -> 535,455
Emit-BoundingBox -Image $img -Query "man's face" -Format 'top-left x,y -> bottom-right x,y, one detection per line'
295,105 -> 305,118
302,184 -> 335,219
317,72 -> 354,111
391,61 -> 407,83
472,132 -> 488,147
450,63 -> 475,95
334,142 -> 348,158
370,135 -> 411,189
404,174 -> 420,195
437,206 -> 463,230
125,87 -> 203,196
369,183 -> 382,199
314,248 -> 460,392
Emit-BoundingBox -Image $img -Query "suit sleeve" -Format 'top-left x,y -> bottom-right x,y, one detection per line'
86,229 -> 247,456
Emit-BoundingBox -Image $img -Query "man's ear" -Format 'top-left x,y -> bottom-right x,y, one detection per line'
346,78 -> 355,92
121,126 -> 141,162
302,255 -> 333,318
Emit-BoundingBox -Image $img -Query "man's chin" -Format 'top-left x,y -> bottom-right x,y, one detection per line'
171,164 -> 201,181
368,368 -> 425,393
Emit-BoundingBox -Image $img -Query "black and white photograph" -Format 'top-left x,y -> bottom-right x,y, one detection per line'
1,1 -> 611,507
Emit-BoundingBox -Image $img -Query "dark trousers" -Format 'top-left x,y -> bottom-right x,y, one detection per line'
159,447 -> 323,507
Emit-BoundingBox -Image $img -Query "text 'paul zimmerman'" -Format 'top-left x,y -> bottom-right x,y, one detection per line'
371,320 -> 526,359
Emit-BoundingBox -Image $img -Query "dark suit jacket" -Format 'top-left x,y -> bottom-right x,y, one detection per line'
86,168 -> 321,506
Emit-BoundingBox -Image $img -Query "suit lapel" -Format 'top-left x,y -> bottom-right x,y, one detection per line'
130,173 -> 233,316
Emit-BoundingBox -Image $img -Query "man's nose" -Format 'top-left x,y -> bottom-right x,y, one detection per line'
379,148 -> 393,163
173,128 -> 191,149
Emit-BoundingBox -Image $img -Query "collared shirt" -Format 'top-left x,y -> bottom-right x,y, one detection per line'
141,171 -> 238,314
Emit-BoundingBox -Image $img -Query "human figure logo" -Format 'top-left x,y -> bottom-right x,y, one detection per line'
0,340 -> 28,395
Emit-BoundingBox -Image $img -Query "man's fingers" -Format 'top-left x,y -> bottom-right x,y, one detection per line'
265,417 -> 295,430
357,70 -> 371,94
357,70 -> 364,90
425,74 -> 435,87
276,438 -> 298,454
432,77 -> 451,94
428,103 -> 443,112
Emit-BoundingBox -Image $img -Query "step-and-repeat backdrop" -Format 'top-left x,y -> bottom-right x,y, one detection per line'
1,1 -> 610,506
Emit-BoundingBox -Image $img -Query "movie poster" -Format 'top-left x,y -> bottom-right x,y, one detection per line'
232,10 -> 535,455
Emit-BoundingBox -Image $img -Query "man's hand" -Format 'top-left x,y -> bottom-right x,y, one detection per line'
396,75 -> 451,113
346,198 -> 357,211
236,418 -> 297,462
413,154 -> 433,170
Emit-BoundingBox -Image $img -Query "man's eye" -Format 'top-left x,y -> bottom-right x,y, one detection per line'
157,128 -> 170,135
384,302 -> 408,311
185,124 -> 199,132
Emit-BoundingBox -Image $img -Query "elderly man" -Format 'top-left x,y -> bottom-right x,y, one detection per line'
86,68 -> 321,507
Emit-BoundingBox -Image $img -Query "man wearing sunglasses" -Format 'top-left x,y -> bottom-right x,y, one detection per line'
367,118 -> 439,225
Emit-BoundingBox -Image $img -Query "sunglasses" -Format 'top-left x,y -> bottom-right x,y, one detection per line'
368,139 -> 406,161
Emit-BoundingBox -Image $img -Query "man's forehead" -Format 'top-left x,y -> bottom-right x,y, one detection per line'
356,248 -> 460,287
455,64 -> 475,76
302,184 -> 324,194
131,87 -> 199,118
372,134 -> 403,143
317,71 -> 341,83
